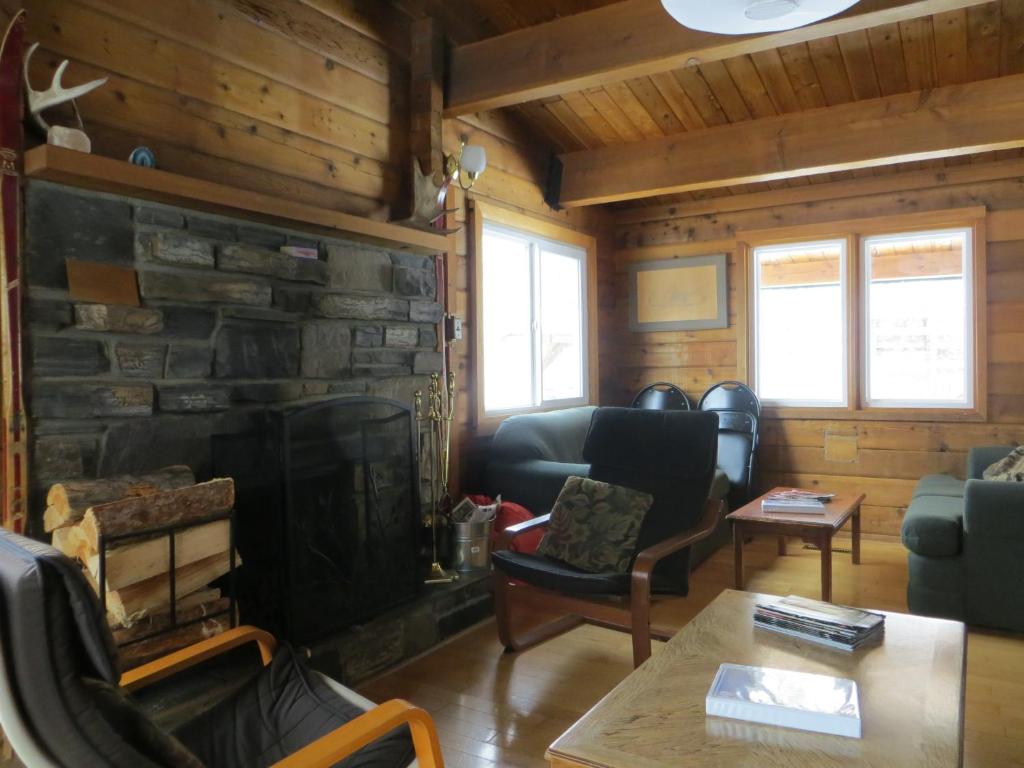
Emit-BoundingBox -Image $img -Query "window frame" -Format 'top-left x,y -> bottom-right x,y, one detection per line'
741,207 -> 987,422
471,200 -> 599,433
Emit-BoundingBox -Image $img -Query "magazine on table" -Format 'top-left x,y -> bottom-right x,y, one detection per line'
761,489 -> 836,514
754,595 -> 885,651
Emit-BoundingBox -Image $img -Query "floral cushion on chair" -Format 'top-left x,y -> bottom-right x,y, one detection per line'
537,476 -> 653,574
983,446 -> 1024,481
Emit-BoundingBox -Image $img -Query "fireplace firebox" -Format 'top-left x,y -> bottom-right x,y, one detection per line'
214,396 -> 422,644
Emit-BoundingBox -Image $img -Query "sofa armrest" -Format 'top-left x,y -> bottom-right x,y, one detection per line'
964,479 -> 1024,538
967,446 -> 1015,480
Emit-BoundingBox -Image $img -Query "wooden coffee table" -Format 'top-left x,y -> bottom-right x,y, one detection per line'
546,589 -> 966,768
727,488 -> 864,602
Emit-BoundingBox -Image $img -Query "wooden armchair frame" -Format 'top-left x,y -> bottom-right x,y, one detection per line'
495,499 -> 723,668
120,626 -> 444,768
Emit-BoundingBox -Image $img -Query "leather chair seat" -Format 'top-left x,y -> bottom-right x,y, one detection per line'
491,551 -> 631,595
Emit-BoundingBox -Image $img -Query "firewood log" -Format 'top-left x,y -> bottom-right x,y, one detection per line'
80,478 -> 234,551
50,524 -> 89,561
105,550 -> 235,626
118,616 -> 230,670
86,520 -> 230,592
44,466 -> 195,531
112,593 -> 229,645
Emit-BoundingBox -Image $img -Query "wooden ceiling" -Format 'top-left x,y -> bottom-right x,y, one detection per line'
400,0 -> 1024,209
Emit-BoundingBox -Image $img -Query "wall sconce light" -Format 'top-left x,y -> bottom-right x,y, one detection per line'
444,136 -> 487,191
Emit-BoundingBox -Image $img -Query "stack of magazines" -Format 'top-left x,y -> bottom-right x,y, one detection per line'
754,595 -> 885,651
761,489 -> 835,514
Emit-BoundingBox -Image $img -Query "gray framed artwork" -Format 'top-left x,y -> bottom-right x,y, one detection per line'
628,254 -> 728,332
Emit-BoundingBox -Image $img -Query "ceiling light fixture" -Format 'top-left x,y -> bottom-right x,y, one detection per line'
660,0 -> 860,34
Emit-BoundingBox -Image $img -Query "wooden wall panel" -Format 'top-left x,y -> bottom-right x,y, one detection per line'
608,167 -> 1024,537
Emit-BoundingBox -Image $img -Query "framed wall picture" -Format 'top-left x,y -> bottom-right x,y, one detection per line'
629,254 -> 728,332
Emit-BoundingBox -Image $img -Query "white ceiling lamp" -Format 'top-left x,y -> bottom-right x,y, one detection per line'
660,0 -> 861,34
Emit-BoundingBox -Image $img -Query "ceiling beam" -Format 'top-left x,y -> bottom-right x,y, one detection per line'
445,0 -> 993,116
556,73 -> 1024,207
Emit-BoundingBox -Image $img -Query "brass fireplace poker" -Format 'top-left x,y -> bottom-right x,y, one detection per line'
415,370 -> 458,584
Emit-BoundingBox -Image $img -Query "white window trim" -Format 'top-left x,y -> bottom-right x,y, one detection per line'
481,221 -> 590,417
860,227 -> 975,410
750,238 -> 850,409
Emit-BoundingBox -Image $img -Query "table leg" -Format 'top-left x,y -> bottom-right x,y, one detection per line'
820,530 -> 832,602
777,535 -> 787,556
852,505 -> 861,565
733,523 -> 744,590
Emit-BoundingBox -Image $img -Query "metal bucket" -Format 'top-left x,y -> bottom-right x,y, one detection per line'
451,519 -> 493,572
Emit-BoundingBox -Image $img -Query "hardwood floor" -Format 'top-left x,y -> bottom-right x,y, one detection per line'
361,536 -> 1024,767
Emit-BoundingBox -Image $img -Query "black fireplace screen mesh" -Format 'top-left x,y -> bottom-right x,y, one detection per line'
214,397 -> 421,644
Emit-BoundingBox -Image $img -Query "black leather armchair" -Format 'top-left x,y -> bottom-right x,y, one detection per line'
492,408 -> 722,667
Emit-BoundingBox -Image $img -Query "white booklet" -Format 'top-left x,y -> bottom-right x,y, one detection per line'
705,663 -> 861,738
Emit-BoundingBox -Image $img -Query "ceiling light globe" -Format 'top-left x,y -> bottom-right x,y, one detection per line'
660,0 -> 861,34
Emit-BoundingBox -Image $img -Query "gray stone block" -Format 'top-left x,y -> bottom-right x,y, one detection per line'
287,235 -> 320,250
301,322 -> 352,378
158,306 -> 217,339
352,363 -> 411,377
157,384 -> 231,413
217,244 -> 328,285
221,306 -> 299,323
232,381 -> 304,402
353,349 -> 412,366
32,381 -> 153,418
302,382 -> 331,396
116,343 -> 168,379
392,265 -> 436,298
354,326 -> 383,347
25,183 -> 134,289
238,225 -> 287,249
326,245 -> 392,292
148,232 -> 215,268
414,351 -> 443,374
384,326 -> 418,349
27,298 -> 72,330
390,253 -> 434,271
214,323 -> 300,378
409,301 -> 443,323
186,216 -> 236,241
419,326 -> 438,349
74,304 -> 164,334
273,287 -> 318,314
314,294 -> 407,321
31,337 -> 109,377
166,345 -> 213,378
135,205 -> 185,229
328,380 -> 368,395
139,271 -> 272,306
368,376 -> 430,406
32,433 -> 99,484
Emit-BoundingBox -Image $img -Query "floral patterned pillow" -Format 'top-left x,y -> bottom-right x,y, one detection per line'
537,476 -> 653,574
983,446 -> 1024,482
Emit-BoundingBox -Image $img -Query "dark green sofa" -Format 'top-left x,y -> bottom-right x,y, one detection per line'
901,445 -> 1024,632
483,406 -> 731,569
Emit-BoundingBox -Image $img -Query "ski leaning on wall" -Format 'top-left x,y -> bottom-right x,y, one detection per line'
0,10 -> 27,534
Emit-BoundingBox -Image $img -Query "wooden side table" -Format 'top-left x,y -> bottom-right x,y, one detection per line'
727,488 -> 864,602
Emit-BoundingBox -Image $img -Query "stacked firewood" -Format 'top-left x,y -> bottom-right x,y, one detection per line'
44,466 -> 239,668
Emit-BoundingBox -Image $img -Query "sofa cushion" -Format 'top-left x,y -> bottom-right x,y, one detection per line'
537,476 -> 653,574
912,474 -> 965,499
901,495 -> 964,557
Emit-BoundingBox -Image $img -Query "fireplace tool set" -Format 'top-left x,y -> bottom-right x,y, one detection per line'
415,371 -> 459,584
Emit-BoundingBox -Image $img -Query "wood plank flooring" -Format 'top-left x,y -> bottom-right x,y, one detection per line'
361,537 -> 1024,767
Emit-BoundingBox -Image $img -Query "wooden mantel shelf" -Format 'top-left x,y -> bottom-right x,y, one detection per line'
24,146 -> 448,255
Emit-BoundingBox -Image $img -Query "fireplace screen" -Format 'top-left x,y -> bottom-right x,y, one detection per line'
214,397 -> 421,644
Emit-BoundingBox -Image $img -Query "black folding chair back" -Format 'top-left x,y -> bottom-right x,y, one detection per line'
698,381 -> 762,507
631,382 -> 692,411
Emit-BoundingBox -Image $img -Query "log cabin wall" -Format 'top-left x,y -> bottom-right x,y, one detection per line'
608,166 -> 1024,538
8,0 -> 613,499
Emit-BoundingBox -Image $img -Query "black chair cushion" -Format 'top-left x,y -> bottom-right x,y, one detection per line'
175,644 -> 414,768
0,529 -> 171,768
491,551 -> 631,595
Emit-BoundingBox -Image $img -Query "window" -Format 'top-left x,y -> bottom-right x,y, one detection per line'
749,215 -> 982,415
862,229 -> 973,408
752,240 -> 848,407
479,219 -> 590,416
